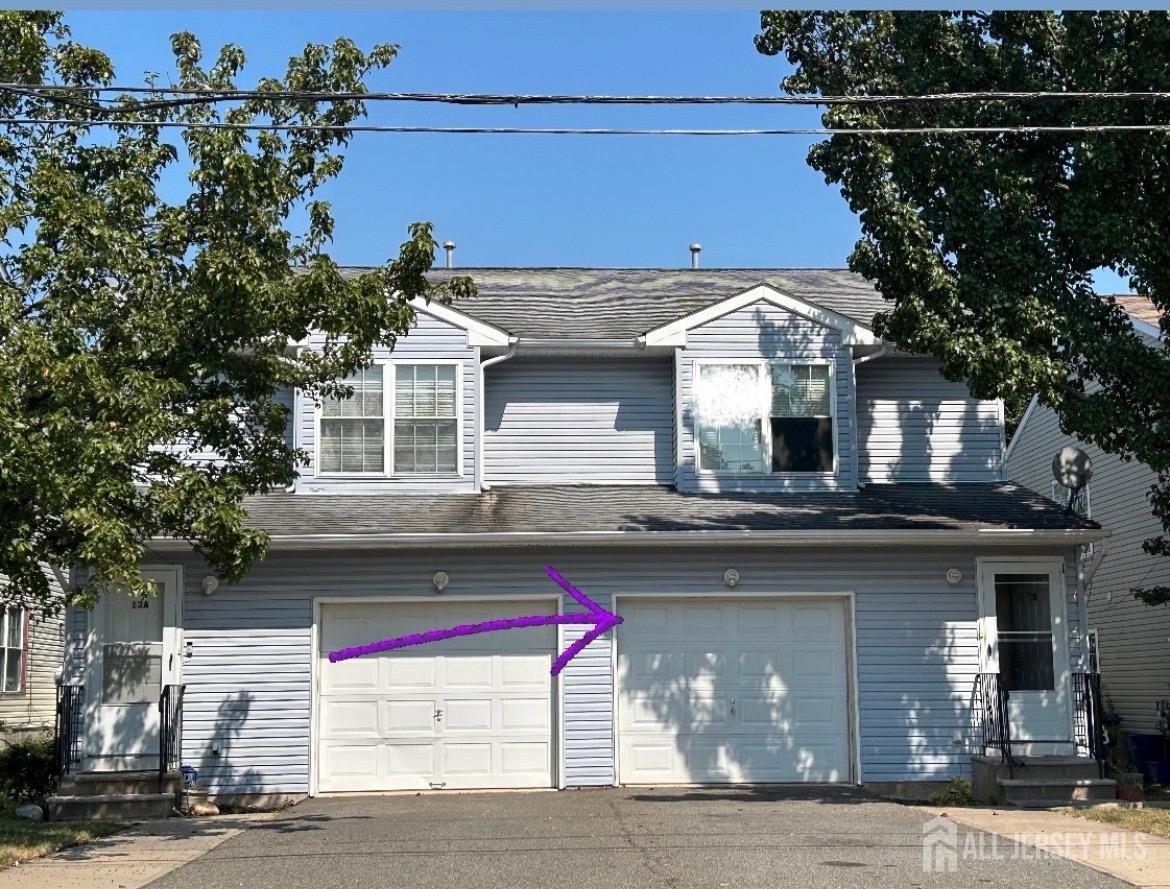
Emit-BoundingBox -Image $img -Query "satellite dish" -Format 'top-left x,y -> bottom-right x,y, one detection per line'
1052,445 -> 1093,491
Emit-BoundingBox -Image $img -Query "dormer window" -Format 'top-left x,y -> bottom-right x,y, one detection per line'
694,359 -> 836,475
316,362 -> 462,477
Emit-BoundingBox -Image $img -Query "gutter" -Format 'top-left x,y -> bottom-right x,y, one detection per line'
476,339 -> 518,491
151,526 -> 1109,551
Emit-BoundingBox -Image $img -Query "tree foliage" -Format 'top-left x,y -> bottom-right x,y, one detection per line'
0,12 -> 472,609
757,11 -> 1170,605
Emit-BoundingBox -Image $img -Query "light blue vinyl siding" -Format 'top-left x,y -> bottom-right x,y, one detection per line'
156,544 -> 1081,796
484,359 -> 674,485
294,309 -> 477,494
856,358 -> 1003,483
675,300 -> 858,492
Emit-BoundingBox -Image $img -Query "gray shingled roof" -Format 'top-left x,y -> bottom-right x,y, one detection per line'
339,267 -> 887,340
239,483 -> 1099,539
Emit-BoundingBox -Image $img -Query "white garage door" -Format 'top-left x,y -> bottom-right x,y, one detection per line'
317,600 -> 555,792
617,597 -> 851,784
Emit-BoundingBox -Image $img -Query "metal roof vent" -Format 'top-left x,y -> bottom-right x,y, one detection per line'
689,243 -> 702,269
443,241 -> 456,269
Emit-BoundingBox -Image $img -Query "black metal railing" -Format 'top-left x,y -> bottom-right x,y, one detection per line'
54,684 -> 84,779
1072,671 -> 1107,778
159,683 -> 185,793
973,670 -> 1107,779
973,672 -> 1013,771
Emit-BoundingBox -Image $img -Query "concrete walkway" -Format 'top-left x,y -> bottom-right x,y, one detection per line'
0,813 -> 273,889
934,805 -> 1170,888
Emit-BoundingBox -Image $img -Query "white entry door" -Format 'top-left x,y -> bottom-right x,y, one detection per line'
979,560 -> 1073,753
84,567 -> 182,771
317,600 -> 555,792
616,597 -> 851,784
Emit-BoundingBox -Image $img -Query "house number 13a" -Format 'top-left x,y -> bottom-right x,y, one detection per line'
131,599 -> 150,609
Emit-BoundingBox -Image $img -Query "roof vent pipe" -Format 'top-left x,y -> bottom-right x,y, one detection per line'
443,241 -> 456,269
689,243 -> 702,269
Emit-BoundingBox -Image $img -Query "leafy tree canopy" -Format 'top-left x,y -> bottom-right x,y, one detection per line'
0,12 -> 472,610
757,11 -> 1170,605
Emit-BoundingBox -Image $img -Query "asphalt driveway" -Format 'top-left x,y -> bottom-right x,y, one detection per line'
145,786 -> 1129,889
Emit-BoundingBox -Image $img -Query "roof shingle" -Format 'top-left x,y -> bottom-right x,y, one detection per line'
239,483 -> 1098,539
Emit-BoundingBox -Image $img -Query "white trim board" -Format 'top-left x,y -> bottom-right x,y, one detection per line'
639,284 -> 880,348
152,527 -> 1110,551
407,298 -> 512,347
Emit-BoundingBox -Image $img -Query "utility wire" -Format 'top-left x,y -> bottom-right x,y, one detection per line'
4,117 -> 1170,137
6,84 -> 1170,108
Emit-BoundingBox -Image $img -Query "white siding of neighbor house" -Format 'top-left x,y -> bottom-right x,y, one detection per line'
120,545 -> 1085,797
294,309 -> 478,494
483,359 -> 674,485
0,569 -> 66,732
856,358 -> 1004,483
675,300 -> 858,492
1007,399 -> 1170,733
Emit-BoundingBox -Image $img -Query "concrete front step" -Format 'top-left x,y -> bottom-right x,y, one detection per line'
999,777 -> 1117,806
58,770 -> 181,797
47,792 -> 177,822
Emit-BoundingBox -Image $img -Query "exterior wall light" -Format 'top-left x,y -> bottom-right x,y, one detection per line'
723,568 -> 740,589
432,571 -> 450,592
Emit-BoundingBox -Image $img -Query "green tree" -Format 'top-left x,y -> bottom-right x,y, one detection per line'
757,11 -> 1170,605
0,12 -> 472,609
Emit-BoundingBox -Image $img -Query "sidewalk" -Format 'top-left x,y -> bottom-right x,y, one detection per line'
0,813 -> 273,889
931,805 -> 1170,888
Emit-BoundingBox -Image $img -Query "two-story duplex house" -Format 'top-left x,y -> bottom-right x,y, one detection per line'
54,266 -> 1110,816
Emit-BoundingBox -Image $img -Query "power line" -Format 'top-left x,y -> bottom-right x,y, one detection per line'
4,117 -> 1170,137
6,84 -> 1170,108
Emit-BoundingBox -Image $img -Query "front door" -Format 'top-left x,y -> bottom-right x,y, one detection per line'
84,567 -> 181,771
979,559 -> 1072,755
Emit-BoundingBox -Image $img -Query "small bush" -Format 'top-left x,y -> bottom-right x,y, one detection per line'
929,776 -> 974,806
0,736 -> 55,804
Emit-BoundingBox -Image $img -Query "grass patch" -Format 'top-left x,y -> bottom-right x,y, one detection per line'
0,815 -> 121,869
1065,806 -> 1170,839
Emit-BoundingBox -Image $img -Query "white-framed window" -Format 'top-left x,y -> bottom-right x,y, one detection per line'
316,362 -> 462,477
393,364 -> 459,474
319,367 -> 385,474
0,606 -> 25,693
694,359 -> 836,474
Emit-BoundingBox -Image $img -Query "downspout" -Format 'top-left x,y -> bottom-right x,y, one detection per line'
476,339 -> 518,492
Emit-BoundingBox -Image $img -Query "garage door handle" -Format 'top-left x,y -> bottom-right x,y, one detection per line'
434,709 -> 443,722
729,699 -> 736,717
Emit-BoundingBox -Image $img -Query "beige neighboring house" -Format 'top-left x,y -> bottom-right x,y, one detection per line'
1006,296 -> 1170,737
0,570 -> 66,739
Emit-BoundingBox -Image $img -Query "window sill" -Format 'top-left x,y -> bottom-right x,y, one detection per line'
696,470 -> 838,478
312,473 -> 465,481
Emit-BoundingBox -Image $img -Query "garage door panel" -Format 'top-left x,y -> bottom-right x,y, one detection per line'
321,700 -> 380,737
500,654 -> 550,686
444,656 -> 494,687
501,697 -> 551,731
321,657 -> 379,693
318,601 -> 554,793
384,656 -> 438,690
617,597 -> 851,785
384,698 -> 438,734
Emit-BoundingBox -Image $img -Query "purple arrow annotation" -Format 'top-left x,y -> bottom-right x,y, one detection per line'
326,565 -> 623,676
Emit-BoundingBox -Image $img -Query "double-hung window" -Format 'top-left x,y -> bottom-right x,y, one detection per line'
695,360 -> 835,474
394,364 -> 459,474
319,368 -> 385,474
317,363 -> 460,476
1,606 -> 25,693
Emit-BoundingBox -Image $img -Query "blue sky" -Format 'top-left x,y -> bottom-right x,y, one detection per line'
67,10 -> 1127,289
66,10 -> 859,270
